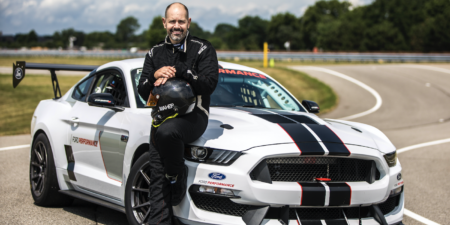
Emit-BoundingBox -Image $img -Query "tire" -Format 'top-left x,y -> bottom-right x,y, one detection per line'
125,152 -> 151,225
30,133 -> 73,206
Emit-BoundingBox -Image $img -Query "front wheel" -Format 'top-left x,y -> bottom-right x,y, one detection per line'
125,152 -> 152,225
30,133 -> 73,206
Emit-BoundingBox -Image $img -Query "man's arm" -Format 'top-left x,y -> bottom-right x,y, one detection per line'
138,53 -> 157,101
176,43 -> 219,96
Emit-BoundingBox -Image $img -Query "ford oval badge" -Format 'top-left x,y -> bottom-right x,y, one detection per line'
208,172 -> 226,180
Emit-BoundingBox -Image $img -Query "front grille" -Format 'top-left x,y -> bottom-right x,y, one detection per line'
251,157 -> 380,182
191,194 -> 401,219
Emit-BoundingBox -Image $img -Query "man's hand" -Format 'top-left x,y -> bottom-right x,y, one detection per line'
154,77 -> 168,86
155,66 -> 176,79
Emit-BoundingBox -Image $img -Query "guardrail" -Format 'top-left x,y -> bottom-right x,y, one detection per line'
1,50 -> 450,63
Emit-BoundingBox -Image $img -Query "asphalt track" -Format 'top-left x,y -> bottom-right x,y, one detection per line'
1,64 -> 449,224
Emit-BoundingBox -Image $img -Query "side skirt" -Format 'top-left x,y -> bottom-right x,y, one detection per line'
59,190 -> 125,213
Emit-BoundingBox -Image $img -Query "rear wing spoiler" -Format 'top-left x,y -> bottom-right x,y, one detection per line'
13,61 -> 98,99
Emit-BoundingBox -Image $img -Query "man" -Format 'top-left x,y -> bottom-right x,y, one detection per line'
138,2 -> 218,224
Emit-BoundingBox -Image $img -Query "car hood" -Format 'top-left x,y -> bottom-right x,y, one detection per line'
189,107 -> 388,152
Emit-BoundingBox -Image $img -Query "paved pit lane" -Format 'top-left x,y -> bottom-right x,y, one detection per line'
1,64 -> 449,224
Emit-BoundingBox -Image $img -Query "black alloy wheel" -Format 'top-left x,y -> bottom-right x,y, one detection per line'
30,139 -> 48,197
30,133 -> 73,206
125,152 -> 152,225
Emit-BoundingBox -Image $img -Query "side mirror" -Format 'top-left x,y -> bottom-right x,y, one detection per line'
302,100 -> 320,113
88,93 -> 124,112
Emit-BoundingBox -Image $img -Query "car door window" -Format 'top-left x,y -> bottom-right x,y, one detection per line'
91,71 -> 129,107
72,76 -> 94,102
130,68 -> 146,108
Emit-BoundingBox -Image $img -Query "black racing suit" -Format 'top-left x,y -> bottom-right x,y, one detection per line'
138,32 -> 218,224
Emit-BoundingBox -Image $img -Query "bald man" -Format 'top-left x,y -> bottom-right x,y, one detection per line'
137,2 -> 218,224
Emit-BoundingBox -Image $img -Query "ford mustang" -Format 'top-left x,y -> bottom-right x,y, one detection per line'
13,59 -> 404,225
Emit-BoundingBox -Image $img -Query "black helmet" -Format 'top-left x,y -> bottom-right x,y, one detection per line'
148,78 -> 196,125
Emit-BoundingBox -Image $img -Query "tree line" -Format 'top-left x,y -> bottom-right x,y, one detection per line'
1,0 -> 449,52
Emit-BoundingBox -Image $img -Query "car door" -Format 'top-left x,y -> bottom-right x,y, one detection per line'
67,69 -> 130,199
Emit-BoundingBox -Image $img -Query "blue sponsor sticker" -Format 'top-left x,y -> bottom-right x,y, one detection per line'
208,172 -> 226,180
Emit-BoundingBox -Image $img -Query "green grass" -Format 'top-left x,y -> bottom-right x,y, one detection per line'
0,74 -> 84,136
0,56 -> 338,136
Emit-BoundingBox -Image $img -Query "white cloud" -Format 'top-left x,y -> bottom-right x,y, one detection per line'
22,0 -> 37,7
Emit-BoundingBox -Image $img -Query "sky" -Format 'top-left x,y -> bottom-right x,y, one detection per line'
0,0 -> 373,36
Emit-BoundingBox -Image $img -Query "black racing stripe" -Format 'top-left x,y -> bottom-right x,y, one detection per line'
299,220 -> 323,225
306,124 -> 342,143
299,183 -> 326,206
323,142 -> 350,156
327,183 -> 351,206
306,124 -> 350,156
227,107 -> 318,124
296,143 -> 326,155
283,115 -> 318,124
279,124 -> 325,155
324,219 -> 349,225
253,114 -> 296,123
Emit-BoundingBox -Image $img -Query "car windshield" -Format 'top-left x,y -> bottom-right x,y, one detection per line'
212,69 -> 304,111
131,68 -> 304,111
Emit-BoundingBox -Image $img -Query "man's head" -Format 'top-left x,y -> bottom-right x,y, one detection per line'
163,2 -> 191,44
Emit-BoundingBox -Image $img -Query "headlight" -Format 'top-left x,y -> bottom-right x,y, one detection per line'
189,184 -> 239,198
199,186 -> 235,196
184,146 -> 242,165
383,151 -> 397,167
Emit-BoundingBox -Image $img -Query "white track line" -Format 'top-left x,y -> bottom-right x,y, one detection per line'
300,67 -> 382,120
397,138 -> 450,154
404,209 -> 441,225
0,144 -> 30,151
399,65 -> 450,75
397,139 -> 450,225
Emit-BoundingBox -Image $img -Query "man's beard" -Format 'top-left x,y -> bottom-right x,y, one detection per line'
168,28 -> 187,42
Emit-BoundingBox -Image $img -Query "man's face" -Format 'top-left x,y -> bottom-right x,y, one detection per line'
163,5 -> 191,44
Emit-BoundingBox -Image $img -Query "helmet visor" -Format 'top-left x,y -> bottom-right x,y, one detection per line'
146,91 -> 159,107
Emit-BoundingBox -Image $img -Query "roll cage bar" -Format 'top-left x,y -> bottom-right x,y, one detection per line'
12,61 -> 98,99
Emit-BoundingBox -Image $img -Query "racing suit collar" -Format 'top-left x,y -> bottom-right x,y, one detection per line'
165,31 -> 189,53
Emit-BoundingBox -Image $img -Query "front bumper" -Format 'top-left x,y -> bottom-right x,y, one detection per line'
178,192 -> 403,225
174,144 -> 404,225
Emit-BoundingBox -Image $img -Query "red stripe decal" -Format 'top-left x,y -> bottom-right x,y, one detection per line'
325,125 -> 351,155
297,182 -> 303,205
278,123 -> 302,155
346,182 -> 352,205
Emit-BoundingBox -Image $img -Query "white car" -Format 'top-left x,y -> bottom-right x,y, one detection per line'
14,58 -> 404,225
